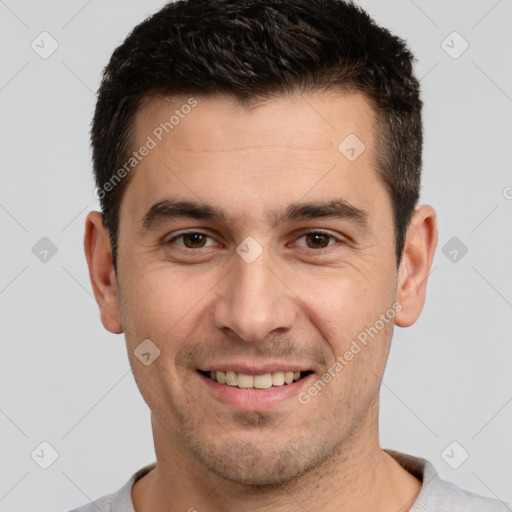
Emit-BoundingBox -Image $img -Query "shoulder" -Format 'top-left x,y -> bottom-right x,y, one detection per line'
384,449 -> 511,512
421,476 -> 511,511
66,462 -> 156,512
66,493 -> 114,512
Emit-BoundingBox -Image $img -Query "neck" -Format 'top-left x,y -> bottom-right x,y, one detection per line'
132,402 -> 421,512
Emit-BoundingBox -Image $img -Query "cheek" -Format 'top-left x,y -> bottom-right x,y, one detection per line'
295,268 -> 395,352
121,263 -> 228,354
118,268 -> 205,410
305,286 -> 395,413
119,265 -> 214,346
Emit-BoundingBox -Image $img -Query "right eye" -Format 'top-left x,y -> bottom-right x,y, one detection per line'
167,231 -> 218,250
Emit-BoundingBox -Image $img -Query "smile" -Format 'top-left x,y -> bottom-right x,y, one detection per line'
198,370 -> 314,390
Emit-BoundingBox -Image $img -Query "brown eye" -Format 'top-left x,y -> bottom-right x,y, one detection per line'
294,231 -> 339,250
182,233 -> 207,248
304,233 -> 331,249
169,232 -> 215,249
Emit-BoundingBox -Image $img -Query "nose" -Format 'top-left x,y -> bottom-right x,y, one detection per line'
212,247 -> 297,343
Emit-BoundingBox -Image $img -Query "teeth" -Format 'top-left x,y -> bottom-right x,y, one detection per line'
207,370 -> 304,389
253,374 -> 272,389
271,372 -> 285,386
237,373 -> 253,389
216,370 -> 226,384
225,371 -> 237,386
284,372 -> 294,384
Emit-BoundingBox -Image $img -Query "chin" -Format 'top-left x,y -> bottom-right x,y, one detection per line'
189,436 -> 328,487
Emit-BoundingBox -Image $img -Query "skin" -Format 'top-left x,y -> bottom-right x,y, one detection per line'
84,89 -> 438,512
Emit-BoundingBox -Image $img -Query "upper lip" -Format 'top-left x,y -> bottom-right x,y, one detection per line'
198,362 -> 313,375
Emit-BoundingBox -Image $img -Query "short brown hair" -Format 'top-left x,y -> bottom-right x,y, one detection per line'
91,0 -> 422,271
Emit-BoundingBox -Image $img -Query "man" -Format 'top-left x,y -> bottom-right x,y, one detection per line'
71,0 -> 509,510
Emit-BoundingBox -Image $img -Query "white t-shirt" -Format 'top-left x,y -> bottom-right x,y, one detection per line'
68,449 -> 511,511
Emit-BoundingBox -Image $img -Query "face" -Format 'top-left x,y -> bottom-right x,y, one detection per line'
86,90 -> 435,486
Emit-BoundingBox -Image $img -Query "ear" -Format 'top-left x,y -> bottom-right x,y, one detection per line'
83,211 -> 123,334
395,205 -> 438,327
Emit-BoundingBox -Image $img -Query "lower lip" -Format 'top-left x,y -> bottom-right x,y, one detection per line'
198,372 -> 315,410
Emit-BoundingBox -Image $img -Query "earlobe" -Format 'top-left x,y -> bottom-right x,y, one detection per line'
395,205 -> 438,328
83,211 -> 123,334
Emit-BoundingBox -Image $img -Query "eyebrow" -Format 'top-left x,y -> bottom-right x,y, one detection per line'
140,198 -> 368,231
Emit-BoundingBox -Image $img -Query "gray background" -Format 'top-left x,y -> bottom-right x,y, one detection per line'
0,1 -> 511,510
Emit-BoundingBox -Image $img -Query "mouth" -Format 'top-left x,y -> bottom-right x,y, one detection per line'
198,369 -> 314,390
197,366 -> 316,410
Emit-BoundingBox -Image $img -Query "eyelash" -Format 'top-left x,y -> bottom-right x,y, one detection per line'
166,230 -> 343,254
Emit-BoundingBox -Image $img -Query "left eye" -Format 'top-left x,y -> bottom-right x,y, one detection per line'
294,231 -> 339,250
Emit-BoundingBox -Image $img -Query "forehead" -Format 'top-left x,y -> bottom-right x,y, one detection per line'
120,90 -> 388,230
134,90 -> 375,154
